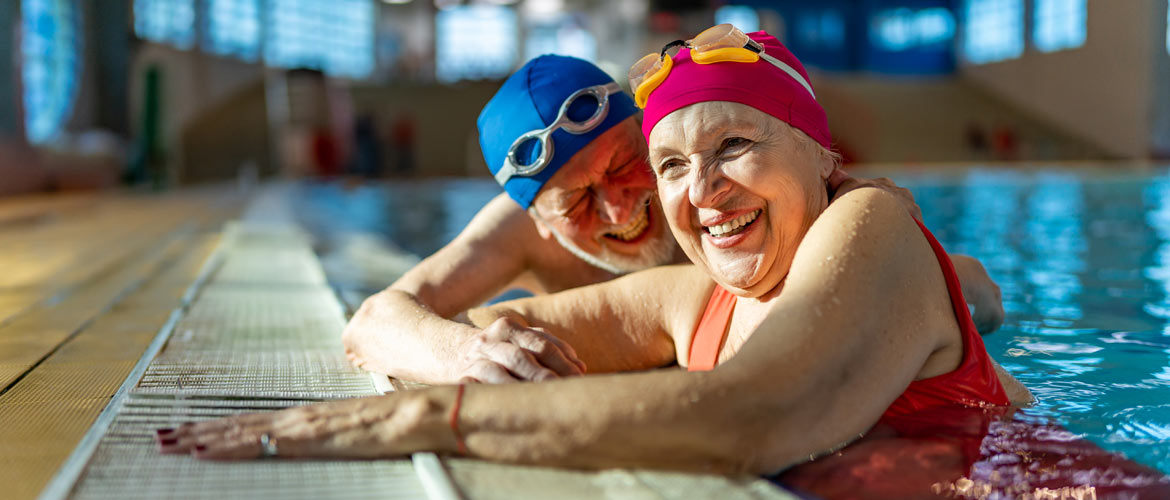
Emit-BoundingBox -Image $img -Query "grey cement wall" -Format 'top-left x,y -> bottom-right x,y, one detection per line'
1150,0 -> 1170,158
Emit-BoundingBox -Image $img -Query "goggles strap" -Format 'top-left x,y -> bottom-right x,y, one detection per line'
759,52 -> 816,100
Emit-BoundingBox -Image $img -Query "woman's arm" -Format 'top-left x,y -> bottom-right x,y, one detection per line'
830,172 -> 1005,334
342,194 -> 582,384
165,188 -> 964,474
452,188 -> 963,472
467,264 -> 714,374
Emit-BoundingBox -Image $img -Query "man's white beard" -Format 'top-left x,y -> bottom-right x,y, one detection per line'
532,210 -> 678,275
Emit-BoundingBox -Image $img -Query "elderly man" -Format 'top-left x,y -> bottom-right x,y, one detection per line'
342,55 -> 1003,385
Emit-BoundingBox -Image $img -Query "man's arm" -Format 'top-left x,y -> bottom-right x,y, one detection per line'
342,194 -> 584,384
949,254 -> 1004,334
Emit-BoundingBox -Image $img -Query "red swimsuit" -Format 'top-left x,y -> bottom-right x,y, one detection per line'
687,219 -> 1009,416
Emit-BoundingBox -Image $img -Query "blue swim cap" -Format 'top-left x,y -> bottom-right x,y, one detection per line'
478,55 -> 639,209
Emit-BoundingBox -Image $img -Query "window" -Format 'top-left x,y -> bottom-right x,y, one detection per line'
205,0 -> 261,61
21,0 -> 80,144
1033,0 -> 1086,52
436,5 -> 518,84
264,0 -> 375,78
133,0 -> 195,49
714,5 -> 760,33
871,7 -> 955,51
962,0 -> 1024,64
795,9 -> 845,51
524,17 -> 597,64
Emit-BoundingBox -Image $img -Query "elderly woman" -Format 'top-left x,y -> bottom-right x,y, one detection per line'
158,28 -> 1029,474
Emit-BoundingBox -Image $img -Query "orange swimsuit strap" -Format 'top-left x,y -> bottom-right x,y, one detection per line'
688,285 -> 737,371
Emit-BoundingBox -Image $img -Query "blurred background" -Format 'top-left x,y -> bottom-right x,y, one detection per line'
0,0 -> 1168,194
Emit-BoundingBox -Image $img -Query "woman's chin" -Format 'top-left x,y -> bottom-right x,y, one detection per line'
710,261 -> 763,293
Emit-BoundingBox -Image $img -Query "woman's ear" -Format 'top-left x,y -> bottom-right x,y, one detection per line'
819,158 -> 838,182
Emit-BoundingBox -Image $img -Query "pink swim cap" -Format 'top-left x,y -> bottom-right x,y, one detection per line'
641,31 -> 831,149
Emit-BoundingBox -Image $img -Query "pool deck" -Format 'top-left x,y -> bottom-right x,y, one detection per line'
1,183 -> 796,500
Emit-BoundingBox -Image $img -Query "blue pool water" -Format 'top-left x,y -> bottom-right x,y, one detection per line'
895,166 -> 1170,475
294,166 -> 1170,475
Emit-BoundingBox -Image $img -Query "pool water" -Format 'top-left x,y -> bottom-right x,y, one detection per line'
294,166 -> 1170,476
895,166 -> 1170,476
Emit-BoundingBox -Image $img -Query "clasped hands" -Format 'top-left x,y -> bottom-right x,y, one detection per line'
451,317 -> 587,384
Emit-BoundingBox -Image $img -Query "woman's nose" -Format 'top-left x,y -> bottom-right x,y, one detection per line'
687,167 -> 729,209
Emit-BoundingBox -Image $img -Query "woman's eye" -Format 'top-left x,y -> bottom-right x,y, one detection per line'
656,160 -> 683,176
722,137 -> 750,152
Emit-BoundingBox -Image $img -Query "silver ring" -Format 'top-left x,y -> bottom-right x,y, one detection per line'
259,433 -> 278,459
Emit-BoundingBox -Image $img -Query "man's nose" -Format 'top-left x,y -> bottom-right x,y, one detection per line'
597,188 -> 636,225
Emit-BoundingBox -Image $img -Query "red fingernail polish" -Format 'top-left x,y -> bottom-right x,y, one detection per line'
160,437 -> 178,446
156,428 -> 175,436
195,444 -> 206,452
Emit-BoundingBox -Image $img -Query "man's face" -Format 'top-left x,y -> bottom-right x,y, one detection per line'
528,116 -> 678,274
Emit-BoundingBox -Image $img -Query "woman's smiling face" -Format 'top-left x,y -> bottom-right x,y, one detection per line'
647,101 -> 834,298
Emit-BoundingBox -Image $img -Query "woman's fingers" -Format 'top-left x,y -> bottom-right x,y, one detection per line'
463,358 -> 524,384
512,330 -> 585,376
479,342 -> 558,381
467,318 -> 585,381
190,433 -> 271,460
155,393 -> 453,461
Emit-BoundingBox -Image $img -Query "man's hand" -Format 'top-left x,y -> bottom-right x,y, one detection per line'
454,317 -> 587,384
950,255 -> 1005,335
828,170 -> 924,222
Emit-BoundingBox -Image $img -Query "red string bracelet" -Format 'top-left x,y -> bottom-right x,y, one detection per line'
448,384 -> 467,455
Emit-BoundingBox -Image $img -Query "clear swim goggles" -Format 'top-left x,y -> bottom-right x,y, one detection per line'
627,23 -> 816,109
494,81 -> 624,186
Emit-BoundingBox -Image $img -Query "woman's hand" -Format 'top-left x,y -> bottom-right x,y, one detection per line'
156,391 -> 458,460
453,317 -> 586,384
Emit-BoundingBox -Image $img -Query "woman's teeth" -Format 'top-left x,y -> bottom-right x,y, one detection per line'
607,205 -> 650,241
706,210 -> 760,237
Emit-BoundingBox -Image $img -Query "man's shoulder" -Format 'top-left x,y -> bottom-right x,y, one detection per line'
458,195 -> 552,253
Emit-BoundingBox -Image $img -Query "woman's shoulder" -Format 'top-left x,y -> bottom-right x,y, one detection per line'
795,186 -> 921,267
823,185 -> 913,222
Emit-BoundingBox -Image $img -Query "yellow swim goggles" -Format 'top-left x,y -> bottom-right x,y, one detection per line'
627,23 -> 816,109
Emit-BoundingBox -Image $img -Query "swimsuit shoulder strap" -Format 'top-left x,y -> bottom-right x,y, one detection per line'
688,285 -> 737,371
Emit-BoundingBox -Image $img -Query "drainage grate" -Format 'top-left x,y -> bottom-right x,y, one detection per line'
69,395 -> 424,500
44,219 -> 430,500
136,351 -> 374,399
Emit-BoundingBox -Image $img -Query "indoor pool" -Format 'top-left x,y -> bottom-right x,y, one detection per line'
294,165 -> 1170,476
